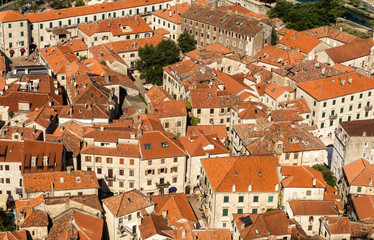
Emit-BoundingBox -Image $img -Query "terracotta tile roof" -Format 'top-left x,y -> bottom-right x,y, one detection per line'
79,15 -> 151,36
139,130 -> 187,159
0,126 -> 42,141
350,221 -> 374,238
332,63 -> 355,73
190,229 -> 231,240
255,45 -> 305,67
19,208 -> 48,228
281,165 -> 326,188
83,127 -> 136,142
179,130 -> 229,157
139,214 -> 172,239
81,144 -> 140,158
233,101 -> 268,120
279,98 -> 311,114
133,114 -> 164,132
301,26 -> 361,44
185,43 -> 233,62
182,4 -> 264,37
0,230 -> 27,240
352,195 -> 374,220
325,38 -> 374,63
25,0 -> 171,22
277,27 -> 291,37
270,109 -> 304,122
145,85 -> 174,104
59,104 -> 110,120
255,83 -> 267,96
104,34 -> 163,54
153,3 -> 190,24
297,72 -> 374,101
24,105 -> 57,129
151,193 -> 197,227
102,189 -> 154,217
40,46 -> 78,74
340,119 -> 374,137
321,216 -> 351,234
324,184 -> 340,201
217,4 -> 268,20
88,44 -> 127,65
62,39 -> 88,52
0,10 -> 27,22
153,100 -> 187,118
187,125 -> 227,140
289,200 -> 341,216
201,156 -> 279,192
45,194 -> 103,212
46,209 -> 103,240
23,170 -> 99,193
190,88 -> 241,108
264,82 -> 289,100
279,29 -> 321,54
233,122 -> 326,155
233,210 -> 291,239
153,28 -> 170,36
15,195 -> 45,215
343,159 -> 374,186
213,69 -> 254,98
273,60 -> 341,84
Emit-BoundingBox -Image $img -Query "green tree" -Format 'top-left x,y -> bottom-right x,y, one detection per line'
8,111 -> 14,118
177,31 -> 196,54
136,39 -> 180,86
271,28 -> 278,45
8,3 -> 18,10
0,209 -> 16,231
30,3 -> 39,13
312,164 -> 337,187
75,0 -> 85,6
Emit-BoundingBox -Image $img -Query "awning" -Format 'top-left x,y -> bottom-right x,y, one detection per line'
9,49 -> 14,54
168,187 -> 177,193
20,48 -> 25,53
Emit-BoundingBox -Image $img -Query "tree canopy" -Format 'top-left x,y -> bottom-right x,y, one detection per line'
178,31 -> 196,54
268,0 -> 345,31
312,164 -> 337,187
136,39 -> 180,86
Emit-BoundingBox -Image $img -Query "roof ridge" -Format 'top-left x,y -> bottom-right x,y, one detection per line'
215,157 -> 238,191
329,216 -> 342,233
350,160 -> 369,184
245,214 -> 263,239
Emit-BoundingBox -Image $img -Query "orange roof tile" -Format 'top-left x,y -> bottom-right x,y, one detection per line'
185,43 -> 233,61
139,214 -> 172,239
151,193 -> 197,227
145,85 -> 174,103
301,26 -> 361,44
217,4 -> 268,20
343,159 -> 374,186
103,34 -> 163,54
201,156 -> 279,192
297,72 -> 374,101
153,28 -> 170,36
153,3 -> 190,24
325,38 -> 374,63
333,63 -> 355,73
321,216 -> 351,234
255,45 -> 305,67
102,189 -> 154,217
279,29 -> 321,54
270,109 -> 304,122
0,10 -> 27,22
25,0 -> 171,22
19,208 -> 49,228
23,170 -> 99,193
289,200 -> 342,216
352,195 -> 374,220
281,165 -> 326,188
152,100 -> 187,118
187,125 -> 227,140
62,39 -> 88,52
0,230 -> 27,240
264,82 -> 289,100
279,98 -> 311,114
39,46 -> 78,74
78,15 -> 152,36
0,126 -> 42,141
81,144 -> 140,158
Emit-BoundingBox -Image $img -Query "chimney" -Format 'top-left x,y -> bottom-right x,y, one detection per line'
25,68 -> 29,74
200,66 -> 206,74
312,178 -> 317,187
248,185 -> 252,192
241,223 -> 245,231
232,185 -> 236,192
50,182 -> 54,197
275,184 -> 279,191
292,32 -> 297,40
169,11 -> 172,17
211,122 -> 214,130
321,68 -> 325,75
363,131 -> 367,137
162,211 -> 168,219
182,230 -> 186,238
100,126 -> 104,132
370,177 -> 373,186
67,166 -> 73,175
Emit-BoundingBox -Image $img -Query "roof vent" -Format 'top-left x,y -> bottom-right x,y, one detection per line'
60,177 -> 64,183
340,78 -> 345,86
347,77 -> 353,84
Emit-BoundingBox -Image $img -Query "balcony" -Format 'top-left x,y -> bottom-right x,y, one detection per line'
118,225 -> 135,237
366,105 -> 373,111
105,175 -> 116,181
15,188 -> 23,194
329,114 -> 337,120
156,181 -> 170,189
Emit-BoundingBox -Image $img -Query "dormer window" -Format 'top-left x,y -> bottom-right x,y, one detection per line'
161,142 -> 168,148
144,144 -> 152,149
76,177 -> 81,183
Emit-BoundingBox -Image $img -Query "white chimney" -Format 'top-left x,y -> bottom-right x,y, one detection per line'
275,184 -> 279,192
312,178 -> 316,187
162,211 -> 168,219
232,185 -> 236,192
248,185 -> 252,192
370,177 -> 373,186
182,230 -> 186,238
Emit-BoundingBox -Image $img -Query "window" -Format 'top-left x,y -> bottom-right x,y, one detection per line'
161,142 -> 169,148
97,168 -> 102,174
237,209 -> 243,214
8,33 -> 11,38
172,177 -> 177,183
252,209 -> 258,213
357,114 -> 360,119
148,160 -> 152,165
308,225 -> 312,231
8,23 -> 11,28
323,102 -> 327,108
197,109 -> 201,114
358,186 -> 362,192
120,158 -> 124,164
129,182 -> 134,188
145,144 -> 152,149
177,121 -> 181,127
306,190 -> 312,196
322,112 -> 326,118
321,123 -> 324,129
224,196 -> 229,202
147,180 -> 152,185
314,101 -> 316,106
268,196 -> 274,202
222,209 -> 228,216
348,116 -> 351,121
129,170 -> 134,176
40,36 -> 44,41
174,157 -> 178,163
351,96 -> 354,101
342,97 -> 345,103
119,181 -> 124,188
239,196 -> 244,202
106,158 -> 113,164
359,103 -> 362,109
5,178 -> 10,183
369,92 -> 372,97
130,159 -> 134,165
95,157 -> 102,163
253,196 -> 259,202
119,170 -> 124,176
360,93 -> 363,98
340,108 -> 344,113
332,100 -> 336,105
20,22 -> 23,27
5,165 -> 9,171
